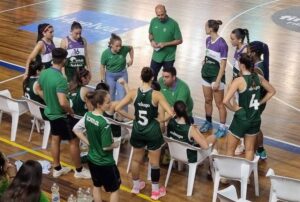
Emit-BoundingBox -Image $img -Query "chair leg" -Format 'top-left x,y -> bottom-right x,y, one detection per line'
212,173 -> 220,202
10,112 -> 19,141
164,159 -> 174,187
187,164 -> 197,196
28,117 -> 36,142
240,177 -> 248,200
147,162 -> 151,181
0,110 -> 3,124
126,146 -> 134,173
41,121 -> 50,149
253,165 -> 259,196
35,119 -> 40,133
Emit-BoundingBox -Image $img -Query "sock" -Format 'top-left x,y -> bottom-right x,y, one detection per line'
206,115 -> 212,123
133,179 -> 140,189
152,183 -> 159,192
219,123 -> 226,128
257,146 -> 264,153
54,165 -> 62,171
76,166 -> 83,172
151,167 -> 160,183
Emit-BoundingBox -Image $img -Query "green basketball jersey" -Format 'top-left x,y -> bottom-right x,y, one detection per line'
167,118 -> 198,163
69,86 -> 87,116
103,111 -> 121,138
84,112 -> 115,166
238,74 -> 261,121
133,88 -> 158,133
24,76 -> 45,104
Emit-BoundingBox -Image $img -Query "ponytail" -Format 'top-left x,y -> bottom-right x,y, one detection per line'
249,41 -> 270,80
262,43 -> 269,81
85,90 -> 108,108
174,101 -> 191,125
231,28 -> 250,44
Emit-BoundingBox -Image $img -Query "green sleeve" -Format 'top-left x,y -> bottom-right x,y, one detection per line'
39,191 -> 50,202
100,50 -> 107,65
149,18 -> 154,34
176,82 -> 189,103
173,21 -> 182,40
101,123 -> 113,148
123,45 -> 132,54
56,77 -> 68,94
0,179 -> 9,197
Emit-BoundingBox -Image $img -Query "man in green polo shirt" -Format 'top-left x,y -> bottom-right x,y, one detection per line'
37,48 -> 90,179
158,67 -> 194,122
149,4 -> 183,81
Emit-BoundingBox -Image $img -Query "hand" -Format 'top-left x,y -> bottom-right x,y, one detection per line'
212,81 -> 220,91
127,59 -> 133,67
117,77 -> 127,85
157,42 -> 166,49
151,40 -> 159,48
6,162 -> 17,178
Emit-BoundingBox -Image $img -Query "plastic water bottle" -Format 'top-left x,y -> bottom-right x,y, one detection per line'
85,187 -> 93,202
77,187 -> 83,202
51,183 -> 60,202
67,194 -> 77,202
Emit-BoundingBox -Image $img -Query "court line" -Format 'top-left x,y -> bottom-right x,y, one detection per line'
219,0 -> 300,113
0,0 -> 51,14
0,136 -> 158,202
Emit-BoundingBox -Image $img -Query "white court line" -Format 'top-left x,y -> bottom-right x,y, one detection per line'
219,0 -> 300,113
0,0 -> 51,14
0,74 -> 24,84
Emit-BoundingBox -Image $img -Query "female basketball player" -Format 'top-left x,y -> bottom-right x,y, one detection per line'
115,67 -> 174,200
249,41 -> 270,159
25,23 -> 55,74
223,53 -> 275,161
61,21 -> 90,81
200,19 -> 228,138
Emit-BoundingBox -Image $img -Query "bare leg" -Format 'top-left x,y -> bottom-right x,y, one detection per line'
245,135 -> 257,161
51,135 -> 61,167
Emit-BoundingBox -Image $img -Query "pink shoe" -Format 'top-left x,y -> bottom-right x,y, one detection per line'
151,186 -> 166,200
131,181 -> 146,194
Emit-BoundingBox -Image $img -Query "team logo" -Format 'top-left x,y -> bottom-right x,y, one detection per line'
272,6 -> 300,32
163,28 -> 167,32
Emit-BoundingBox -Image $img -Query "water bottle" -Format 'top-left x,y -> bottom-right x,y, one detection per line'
51,183 -> 60,202
67,194 -> 77,202
77,187 -> 83,202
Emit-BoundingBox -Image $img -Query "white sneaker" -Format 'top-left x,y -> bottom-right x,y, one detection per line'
235,144 -> 245,155
53,166 -> 71,178
74,167 -> 91,179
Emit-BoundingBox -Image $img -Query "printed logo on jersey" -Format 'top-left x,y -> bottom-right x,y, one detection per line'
272,6 -> 300,32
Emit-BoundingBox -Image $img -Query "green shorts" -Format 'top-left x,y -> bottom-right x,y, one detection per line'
229,108 -> 261,139
130,120 -> 164,151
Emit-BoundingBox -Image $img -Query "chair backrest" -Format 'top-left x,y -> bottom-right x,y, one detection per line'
212,154 -> 257,179
164,136 -> 211,163
0,90 -> 28,114
24,97 -> 46,120
105,117 -> 133,129
0,90 -> 12,112
217,185 -> 238,202
266,168 -> 300,202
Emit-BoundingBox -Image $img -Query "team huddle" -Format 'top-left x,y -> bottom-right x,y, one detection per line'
19,4 -> 276,202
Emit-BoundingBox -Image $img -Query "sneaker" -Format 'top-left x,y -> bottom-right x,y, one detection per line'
53,166 -> 71,178
256,149 -> 267,160
200,121 -> 213,133
235,144 -> 245,155
74,167 -> 91,179
131,181 -> 146,194
151,186 -> 166,200
214,126 -> 227,138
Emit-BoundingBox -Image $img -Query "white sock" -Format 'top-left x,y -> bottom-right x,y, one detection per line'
133,179 -> 140,189
152,183 -> 159,192
219,123 -> 226,129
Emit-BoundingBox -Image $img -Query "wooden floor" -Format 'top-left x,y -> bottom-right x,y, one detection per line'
1,0 -> 300,201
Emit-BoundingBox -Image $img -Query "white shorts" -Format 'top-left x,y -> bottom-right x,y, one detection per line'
201,78 -> 225,90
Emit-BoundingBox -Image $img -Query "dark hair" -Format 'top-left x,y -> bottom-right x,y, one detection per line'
23,61 -> 43,94
174,101 -> 191,125
108,33 -> 121,48
239,53 -> 258,88
0,152 -> 6,179
231,28 -> 250,44
249,41 -> 269,81
141,67 -> 154,83
71,21 -> 82,31
69,68 -> 90,93
1,160 -> 42,202
151,81 -> 161,91
86,90 -> 109,108
162,67 -> 177,77
52,48 -> 68,64
37,23 -> 53,42
96,82 -> 110,92
207,20 -> 222,32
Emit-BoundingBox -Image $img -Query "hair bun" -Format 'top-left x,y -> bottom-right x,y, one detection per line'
217,20 -> 222,25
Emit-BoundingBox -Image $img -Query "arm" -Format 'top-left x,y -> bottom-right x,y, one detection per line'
60,38 -> 68,49
158,39 -> 183,48
259,75 -> 276,105
73,115 -> 89,145
190,126 -> 209,149
117,78 -> 129,94
157,104 -> 166,133
83,38 -> 91,71
100,64 -> 105,81
34,82 -> 44,99
127,46 -> 134,67
115,90 -> 135,120
103,141 -> 120,151
25,42 -> 44,74
154,91 -> 174,117
149,33 -> 159,48
223,78 -> 242,112
57,93 -> 74,115
213,59 -> 227,90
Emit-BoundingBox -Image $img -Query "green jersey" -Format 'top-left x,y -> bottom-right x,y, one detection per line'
38,67 -> 69,120
133,88 -> 158,134
24,76 -> 45,104
103,111 -> 121,138
84,112 -> 115,166
0,178 -> 9,198
238,74 -> 262,121
159,77 -> 194,116
101,46 -> 131,73
69,86 -> 87,116
149,16 -> 182,62
65,36 -> 87,81
167,118 -> 198,163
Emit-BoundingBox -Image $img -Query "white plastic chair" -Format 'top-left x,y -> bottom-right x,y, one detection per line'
164,136 -> 212,196
113,137 -> 121,164
211,154 -> 259,202
217,185 -> 251,202
24,97 -> 50,149
266,168 -> 300,202
0,90 -> 29,141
